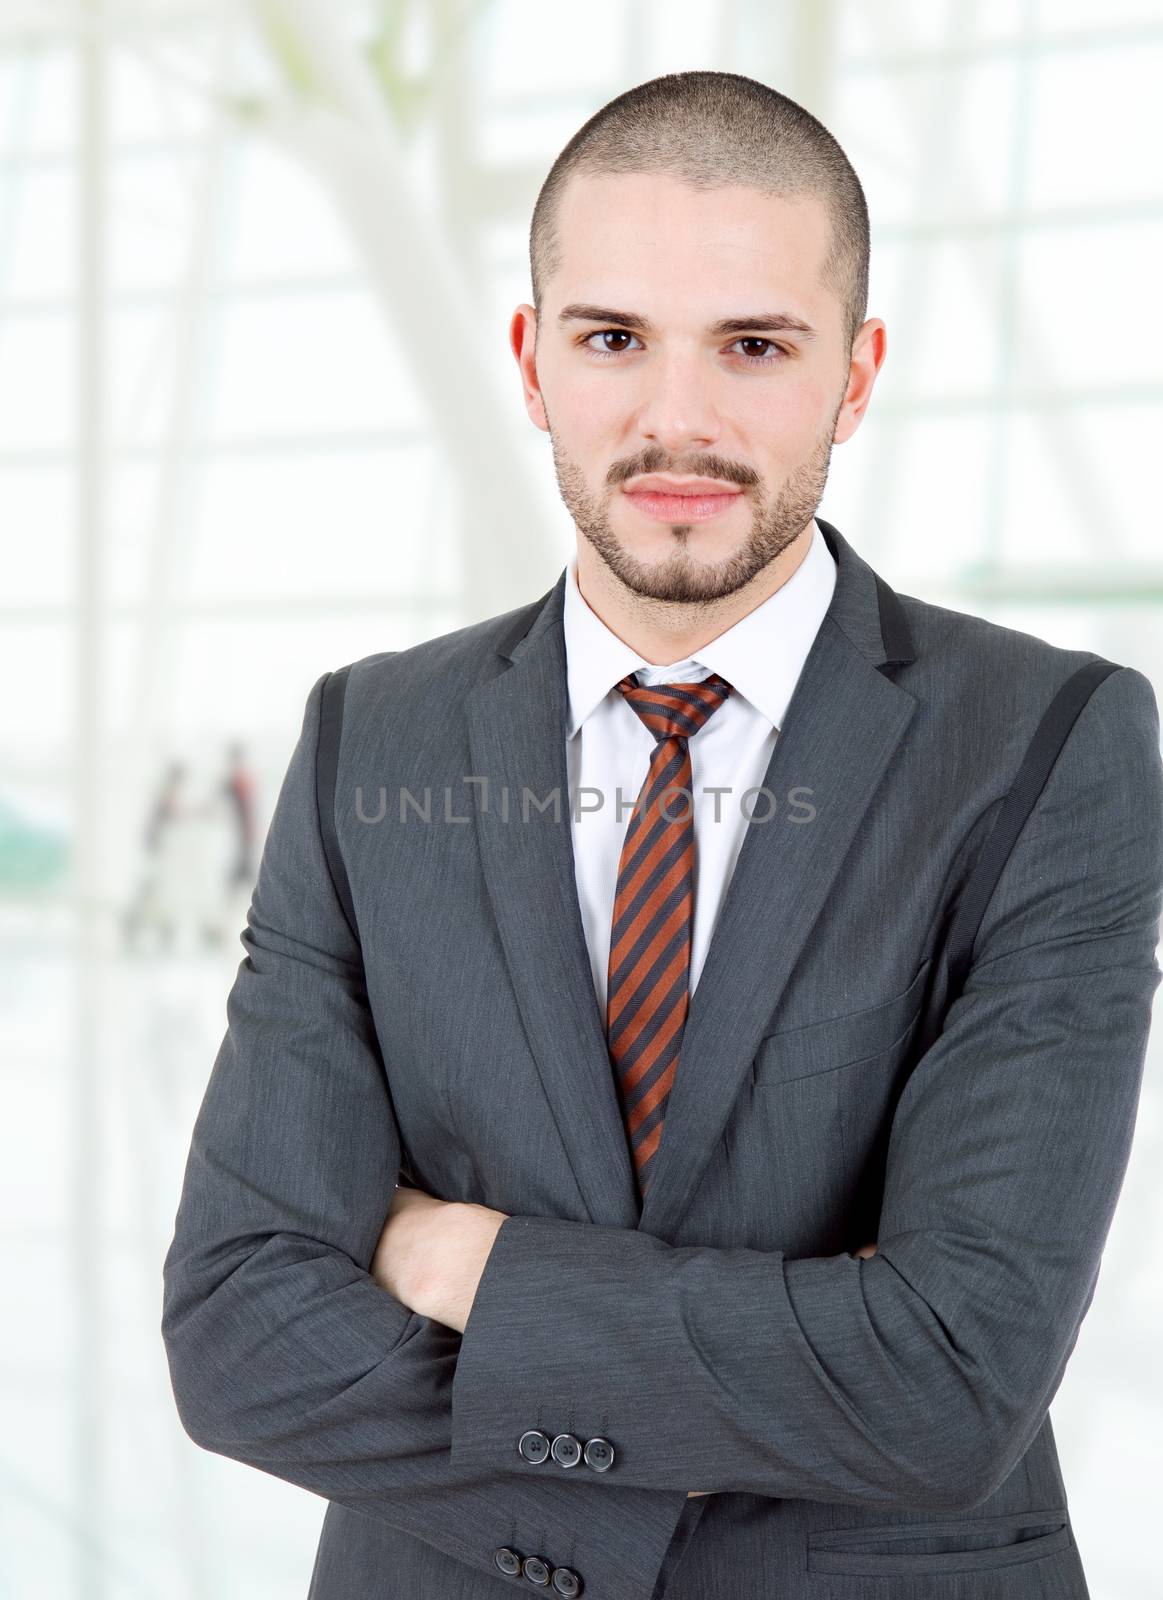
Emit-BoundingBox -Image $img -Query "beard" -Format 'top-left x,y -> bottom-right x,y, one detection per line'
547,399 -> 843,608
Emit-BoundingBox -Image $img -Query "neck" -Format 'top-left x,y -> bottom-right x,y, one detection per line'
574,523 -> 814,665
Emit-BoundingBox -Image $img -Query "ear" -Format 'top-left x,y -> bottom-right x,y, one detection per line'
510,303 -> 549,432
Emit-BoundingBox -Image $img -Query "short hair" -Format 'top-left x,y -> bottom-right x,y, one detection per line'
529,70 -> 869,356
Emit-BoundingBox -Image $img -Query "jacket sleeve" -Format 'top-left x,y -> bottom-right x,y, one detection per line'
449,663 -> 1163,1514
160,671 -> 690,1600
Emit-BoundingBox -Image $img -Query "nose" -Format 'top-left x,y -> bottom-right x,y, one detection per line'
635,349 -> 721,453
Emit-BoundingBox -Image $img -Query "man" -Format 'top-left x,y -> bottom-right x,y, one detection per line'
161,71 -> 1163,1599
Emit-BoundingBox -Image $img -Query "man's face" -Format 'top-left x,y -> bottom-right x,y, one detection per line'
512,170 -> 882,605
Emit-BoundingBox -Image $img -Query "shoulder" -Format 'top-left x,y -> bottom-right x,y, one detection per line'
319,589 -> 550,745
891,588 -> 1156,728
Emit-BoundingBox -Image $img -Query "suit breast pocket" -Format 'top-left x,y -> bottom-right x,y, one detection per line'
753,957 -> 933,1089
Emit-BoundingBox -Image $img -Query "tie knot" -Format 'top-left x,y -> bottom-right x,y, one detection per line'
615,671 -> 733,743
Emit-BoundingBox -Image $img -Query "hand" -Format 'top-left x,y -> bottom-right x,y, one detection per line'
687,1490 -> 713,1497
371,1184 -> 448,1307
372,1183 -> 507,1334
853,1240 -> 878,1259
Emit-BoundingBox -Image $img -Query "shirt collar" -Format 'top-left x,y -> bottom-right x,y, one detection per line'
562,517 -> 837,737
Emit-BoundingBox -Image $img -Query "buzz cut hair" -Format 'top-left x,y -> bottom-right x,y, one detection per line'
529,69 -> 870,357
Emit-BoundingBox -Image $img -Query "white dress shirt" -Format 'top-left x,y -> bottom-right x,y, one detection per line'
563,517 -> 837,1018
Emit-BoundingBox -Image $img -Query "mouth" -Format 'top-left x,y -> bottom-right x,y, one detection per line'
622,485 -> 744,523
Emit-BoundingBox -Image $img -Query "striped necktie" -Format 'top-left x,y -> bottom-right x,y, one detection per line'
606,670 -> 733,1198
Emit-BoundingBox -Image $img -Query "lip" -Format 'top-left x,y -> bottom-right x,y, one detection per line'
624,476 -> 743,496
623,487 -> 743,522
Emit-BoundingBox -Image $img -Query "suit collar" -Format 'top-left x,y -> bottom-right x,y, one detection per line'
500,517 -> 916,676
470,517 -> 918,1238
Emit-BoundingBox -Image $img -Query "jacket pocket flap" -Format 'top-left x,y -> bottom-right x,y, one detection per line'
754,957 -> 932,1085
806,1510 -> 1071,1576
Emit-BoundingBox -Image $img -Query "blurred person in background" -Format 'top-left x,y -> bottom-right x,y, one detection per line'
202,739 -> 260,949
123,751 -> 250,954
221,739 -> 257,894
122,759 -> 188,953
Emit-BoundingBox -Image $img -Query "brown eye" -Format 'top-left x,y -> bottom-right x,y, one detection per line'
583,329 -> 642,357
732,338 -> 787,365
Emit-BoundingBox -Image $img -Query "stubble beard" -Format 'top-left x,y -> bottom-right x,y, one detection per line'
549,414 -> 840,609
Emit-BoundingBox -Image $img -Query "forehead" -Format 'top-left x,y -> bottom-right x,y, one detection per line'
551,170 -> 831,321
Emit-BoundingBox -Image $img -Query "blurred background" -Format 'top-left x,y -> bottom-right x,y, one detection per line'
2,0 -> 1162,1595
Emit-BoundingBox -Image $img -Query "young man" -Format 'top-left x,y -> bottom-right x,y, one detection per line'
162,71 -> 1163,1599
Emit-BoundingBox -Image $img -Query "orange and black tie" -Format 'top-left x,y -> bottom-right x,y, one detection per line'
606,671 -> 733,1198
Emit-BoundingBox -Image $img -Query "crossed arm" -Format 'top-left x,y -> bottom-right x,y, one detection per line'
372,1180 -> 879,1499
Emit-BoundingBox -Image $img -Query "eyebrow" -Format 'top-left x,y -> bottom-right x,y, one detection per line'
557,302 -> 819,341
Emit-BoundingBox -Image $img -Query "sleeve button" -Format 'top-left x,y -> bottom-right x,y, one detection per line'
518,1429 -> 550,1463
550,1432 -> 582,1468
521,1553 -> 551,1585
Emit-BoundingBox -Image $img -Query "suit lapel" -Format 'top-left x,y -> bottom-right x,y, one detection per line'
466,581 -> 644,1228
466,519 -> 918,1240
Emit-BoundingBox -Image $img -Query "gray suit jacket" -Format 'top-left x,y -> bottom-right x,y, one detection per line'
161,517 -> 1163,1599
